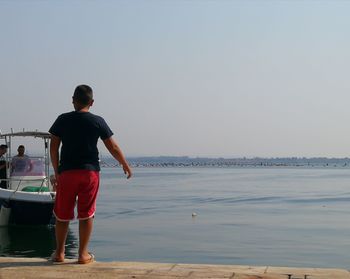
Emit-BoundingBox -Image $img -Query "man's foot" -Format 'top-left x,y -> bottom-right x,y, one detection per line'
50,251 -> 65,263
78,252 -> 95,264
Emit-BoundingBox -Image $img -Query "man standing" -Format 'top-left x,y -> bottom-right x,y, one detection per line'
49,85 -> 132,264
0,144 -> 8,189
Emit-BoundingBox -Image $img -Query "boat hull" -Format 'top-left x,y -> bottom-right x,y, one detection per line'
0,189 -> 55,226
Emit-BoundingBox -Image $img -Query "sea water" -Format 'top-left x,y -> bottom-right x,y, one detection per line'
0,167 -> 350,269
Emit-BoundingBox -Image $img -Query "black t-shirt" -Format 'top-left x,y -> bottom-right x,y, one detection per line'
49,111 -> 113,173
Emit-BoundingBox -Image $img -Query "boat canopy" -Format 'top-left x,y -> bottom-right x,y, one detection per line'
0,131 -> 51,139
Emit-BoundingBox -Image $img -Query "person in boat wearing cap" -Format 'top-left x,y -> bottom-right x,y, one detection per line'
49,84 -> 132,264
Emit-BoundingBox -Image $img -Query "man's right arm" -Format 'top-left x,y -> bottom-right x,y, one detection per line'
103,137 -> 132,179
50,135 -> 61,189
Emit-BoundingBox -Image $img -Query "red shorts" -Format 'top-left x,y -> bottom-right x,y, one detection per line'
54,170 -> 100,221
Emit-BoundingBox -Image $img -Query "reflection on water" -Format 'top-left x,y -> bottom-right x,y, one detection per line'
0,225 -> 78,259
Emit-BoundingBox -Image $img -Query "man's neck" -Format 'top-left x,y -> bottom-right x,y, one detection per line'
74,104 -> 90,112
75,108 -> 89,112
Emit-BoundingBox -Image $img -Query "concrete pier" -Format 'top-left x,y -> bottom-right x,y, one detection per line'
0,257 -> 349,278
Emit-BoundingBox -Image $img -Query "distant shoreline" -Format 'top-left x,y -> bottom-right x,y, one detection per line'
100,156 -> 350,168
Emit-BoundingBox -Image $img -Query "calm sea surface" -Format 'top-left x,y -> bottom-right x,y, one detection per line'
1,167 -> 350,268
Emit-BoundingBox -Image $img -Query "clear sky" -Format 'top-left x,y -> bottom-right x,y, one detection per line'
1,0 -> 350,158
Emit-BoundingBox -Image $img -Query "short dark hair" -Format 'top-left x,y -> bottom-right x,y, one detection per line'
0,144 -> 7,149
73,85 -> 93,105
18,145 -> 24,149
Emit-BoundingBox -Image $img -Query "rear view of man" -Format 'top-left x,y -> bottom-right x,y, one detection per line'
49,84 -> 132,264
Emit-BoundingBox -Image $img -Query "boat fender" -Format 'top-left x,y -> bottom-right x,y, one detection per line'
0,201 -> 11,226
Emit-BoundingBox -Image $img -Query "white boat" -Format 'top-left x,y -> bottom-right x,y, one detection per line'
0,131 -> 55,226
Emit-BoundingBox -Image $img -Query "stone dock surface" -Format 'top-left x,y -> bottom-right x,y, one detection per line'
0,257 -> 349,278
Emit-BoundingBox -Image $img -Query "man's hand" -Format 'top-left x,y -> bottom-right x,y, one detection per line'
123,164 -> 132,179
50,174 -> 59,191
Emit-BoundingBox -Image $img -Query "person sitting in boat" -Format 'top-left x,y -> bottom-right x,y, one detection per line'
11,145 -> 33,175
0,144 -> 8,189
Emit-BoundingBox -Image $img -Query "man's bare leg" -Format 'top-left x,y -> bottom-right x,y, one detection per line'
54,219 -> 69,261
78,218 -> 94,262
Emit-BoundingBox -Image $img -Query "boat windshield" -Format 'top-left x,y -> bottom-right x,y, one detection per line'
11,157 -> 46,177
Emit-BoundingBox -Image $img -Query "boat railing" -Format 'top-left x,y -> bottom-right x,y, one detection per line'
0,177 -> 51,193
